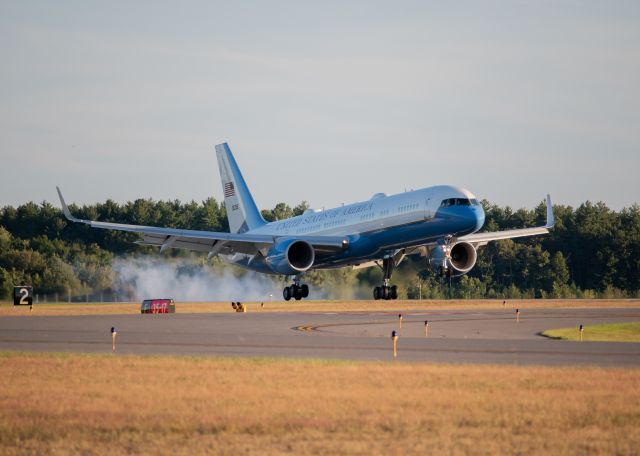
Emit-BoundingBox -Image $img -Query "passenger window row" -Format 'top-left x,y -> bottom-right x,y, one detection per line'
398,202 -> 420,212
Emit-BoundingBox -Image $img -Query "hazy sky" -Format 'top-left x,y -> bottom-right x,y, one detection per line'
1,1 -> 638,212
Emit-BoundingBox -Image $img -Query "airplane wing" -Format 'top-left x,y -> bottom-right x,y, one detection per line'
457,194 -> 555,246
56,187 -> 348,256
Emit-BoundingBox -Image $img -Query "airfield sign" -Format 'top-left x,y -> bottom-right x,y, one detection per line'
13,286 -> 33,306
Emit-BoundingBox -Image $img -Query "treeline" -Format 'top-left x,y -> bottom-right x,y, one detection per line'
0,198 -> 639,300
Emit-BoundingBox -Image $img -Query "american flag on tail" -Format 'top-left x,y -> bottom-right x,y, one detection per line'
224,182 -> 235,198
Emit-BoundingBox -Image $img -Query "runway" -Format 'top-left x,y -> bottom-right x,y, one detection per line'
1,308 -> 639,366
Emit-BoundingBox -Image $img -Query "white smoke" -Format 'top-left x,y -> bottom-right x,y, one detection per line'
112,257 -> 282,302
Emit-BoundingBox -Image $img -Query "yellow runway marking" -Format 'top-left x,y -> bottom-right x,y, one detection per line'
295,325 -> 318,332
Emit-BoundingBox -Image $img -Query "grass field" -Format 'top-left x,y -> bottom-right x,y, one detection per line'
543,322 -> 640,342
1,352 -> 639,455
1,298 -> 639,317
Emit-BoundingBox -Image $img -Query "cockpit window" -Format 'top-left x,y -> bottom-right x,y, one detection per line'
440,198 -> 479,208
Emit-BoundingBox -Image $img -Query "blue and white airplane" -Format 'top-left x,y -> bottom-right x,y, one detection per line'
57,143 -> 554,301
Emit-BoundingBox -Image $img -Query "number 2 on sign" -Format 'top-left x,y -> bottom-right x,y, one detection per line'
19,288 -> 28,305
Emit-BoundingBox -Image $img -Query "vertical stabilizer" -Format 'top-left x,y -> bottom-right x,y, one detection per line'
215,143 -> 266,233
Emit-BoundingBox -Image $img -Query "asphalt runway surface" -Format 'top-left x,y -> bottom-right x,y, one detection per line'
1,308 -> 639,366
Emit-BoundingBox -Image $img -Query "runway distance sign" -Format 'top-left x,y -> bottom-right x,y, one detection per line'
13,286 -> 33,306
140,299 -> 175,314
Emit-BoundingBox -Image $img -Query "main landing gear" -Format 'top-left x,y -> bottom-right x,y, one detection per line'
283,277 -> 309,301
373,284 -> 397,300
373,257 -> 399,300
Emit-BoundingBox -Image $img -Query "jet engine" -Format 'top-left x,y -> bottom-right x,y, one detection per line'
265,239 -> 315,276
429,241 -> 477,277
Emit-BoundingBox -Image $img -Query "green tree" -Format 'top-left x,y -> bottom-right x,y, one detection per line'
262,203 -> 294,222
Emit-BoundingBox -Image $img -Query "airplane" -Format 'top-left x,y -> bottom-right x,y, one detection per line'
57,143 -> 554,301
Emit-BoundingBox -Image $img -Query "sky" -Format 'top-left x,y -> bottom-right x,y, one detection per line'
1,1 -> 639,212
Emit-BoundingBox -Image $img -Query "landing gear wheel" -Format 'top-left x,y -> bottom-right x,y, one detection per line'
285,283 -> 308,301
382,286 -> 389,300
374,285 -> 399,300
374,257 -> 401,301
390,285 -> 398,300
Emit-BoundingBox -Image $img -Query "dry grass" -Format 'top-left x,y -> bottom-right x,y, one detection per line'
0,302 -> 141,316
1,298 -> 639,317
0,352 -> 639,455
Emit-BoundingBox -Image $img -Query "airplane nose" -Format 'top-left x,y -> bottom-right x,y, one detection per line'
460,206 -> 484,231
436,204 -> 485,232
473,205 -> 485,231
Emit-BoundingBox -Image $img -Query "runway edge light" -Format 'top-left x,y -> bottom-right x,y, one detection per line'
391,330 -> 398,358
111,326 -> 117,352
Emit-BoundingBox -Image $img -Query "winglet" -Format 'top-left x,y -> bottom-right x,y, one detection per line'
56,187 -> 82,223
545,194 -> 555,229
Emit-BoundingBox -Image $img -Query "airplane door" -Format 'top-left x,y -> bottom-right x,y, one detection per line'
425,197 -> 431,220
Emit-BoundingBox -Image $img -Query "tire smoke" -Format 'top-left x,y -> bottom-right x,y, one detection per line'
112,257 -> 281,302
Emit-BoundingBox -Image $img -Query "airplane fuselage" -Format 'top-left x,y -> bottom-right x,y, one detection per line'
221,185 -> 485,273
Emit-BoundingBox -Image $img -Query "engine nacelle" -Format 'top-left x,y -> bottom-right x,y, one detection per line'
429,241 -> 477,276
265,239 -> 315,275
